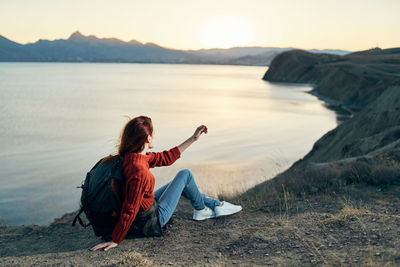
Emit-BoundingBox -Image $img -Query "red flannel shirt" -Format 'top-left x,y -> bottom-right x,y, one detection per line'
111,146 -> 181,244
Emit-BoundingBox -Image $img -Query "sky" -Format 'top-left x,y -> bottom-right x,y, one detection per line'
1,0 -> 399,51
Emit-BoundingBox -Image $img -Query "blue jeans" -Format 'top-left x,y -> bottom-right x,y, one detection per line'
154,168 -> 221,227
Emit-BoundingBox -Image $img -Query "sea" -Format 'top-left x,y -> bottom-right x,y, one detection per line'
0,62 -> 338,226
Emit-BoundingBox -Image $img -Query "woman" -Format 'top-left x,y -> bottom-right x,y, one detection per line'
90,116 -> 242,251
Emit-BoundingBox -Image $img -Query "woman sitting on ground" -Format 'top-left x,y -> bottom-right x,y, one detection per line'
90,115 -> 242,251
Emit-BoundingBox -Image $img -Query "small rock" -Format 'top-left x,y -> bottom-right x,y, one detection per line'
375,252 -> 381,256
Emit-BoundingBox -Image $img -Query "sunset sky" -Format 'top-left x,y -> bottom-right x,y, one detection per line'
1,0 -> 399,51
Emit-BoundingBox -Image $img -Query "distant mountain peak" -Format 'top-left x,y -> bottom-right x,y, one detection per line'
67,31 -> 141,45
0,35 -> 23,46
129,39 -> 142,45
68,30 -> 86,40
68,30 -> 102,42
144,42 -> 161,47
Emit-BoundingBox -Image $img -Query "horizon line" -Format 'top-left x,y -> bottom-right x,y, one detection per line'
0,30 -> 359,52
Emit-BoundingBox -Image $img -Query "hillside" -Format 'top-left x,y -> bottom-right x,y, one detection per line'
261,47 -> 400,164
263,48 -> 400,110
236,48 -> 400,209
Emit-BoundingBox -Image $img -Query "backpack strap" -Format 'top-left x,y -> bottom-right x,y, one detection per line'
72,206 -> 92,228
112,155 -> 125,182
90,157 -> 105,171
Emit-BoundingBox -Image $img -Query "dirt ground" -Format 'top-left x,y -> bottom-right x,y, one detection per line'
1,184 -> 400,266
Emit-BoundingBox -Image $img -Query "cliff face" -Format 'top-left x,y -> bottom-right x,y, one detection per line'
235,48 -> 400,215
301,85 -> 400,163
263,48 -> 400,110
263,47 -> 400,165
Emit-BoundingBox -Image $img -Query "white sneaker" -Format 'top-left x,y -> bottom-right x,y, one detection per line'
193,206 -> 216,221
214,201 -> 242,217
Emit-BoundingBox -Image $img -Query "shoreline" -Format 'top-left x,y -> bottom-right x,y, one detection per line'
265,79 -> 355,123
307,89 -> 356,121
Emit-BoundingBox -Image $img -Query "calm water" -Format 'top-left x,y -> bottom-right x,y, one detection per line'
0,63 -> 338,226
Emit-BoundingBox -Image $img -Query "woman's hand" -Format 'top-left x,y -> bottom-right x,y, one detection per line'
192,125 -> 208,141
177,125 -> 208,154
90,241 -> 118,251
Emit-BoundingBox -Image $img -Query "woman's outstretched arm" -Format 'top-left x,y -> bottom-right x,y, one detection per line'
177,125 -> 208,154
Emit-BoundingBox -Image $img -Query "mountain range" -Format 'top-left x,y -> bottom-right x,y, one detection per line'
0,31 -> 350,66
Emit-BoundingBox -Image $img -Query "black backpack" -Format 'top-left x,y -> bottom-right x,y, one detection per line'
72,155 -> 125,239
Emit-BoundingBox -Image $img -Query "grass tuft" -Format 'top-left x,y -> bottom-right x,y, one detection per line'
231,151 -> 400,211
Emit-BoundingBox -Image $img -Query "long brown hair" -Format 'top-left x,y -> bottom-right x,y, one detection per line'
100,115 -> 153,164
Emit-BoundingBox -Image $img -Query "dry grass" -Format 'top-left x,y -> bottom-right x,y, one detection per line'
328,204 -> 395,266
263,198 -> 400,266
110,251 -> 153,267
319,202 -> 367,227
230,151 -> 400,212
216,152 -> 400,266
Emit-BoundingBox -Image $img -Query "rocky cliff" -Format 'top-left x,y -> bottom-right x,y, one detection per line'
238,48 -> 400,207
263,48 -> 400,111
262,47 -> 400,164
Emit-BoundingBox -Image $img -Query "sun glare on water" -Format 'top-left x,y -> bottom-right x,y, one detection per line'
200,16 -> 254,49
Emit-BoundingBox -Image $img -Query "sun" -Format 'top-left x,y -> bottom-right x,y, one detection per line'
200,16 -> 254,49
